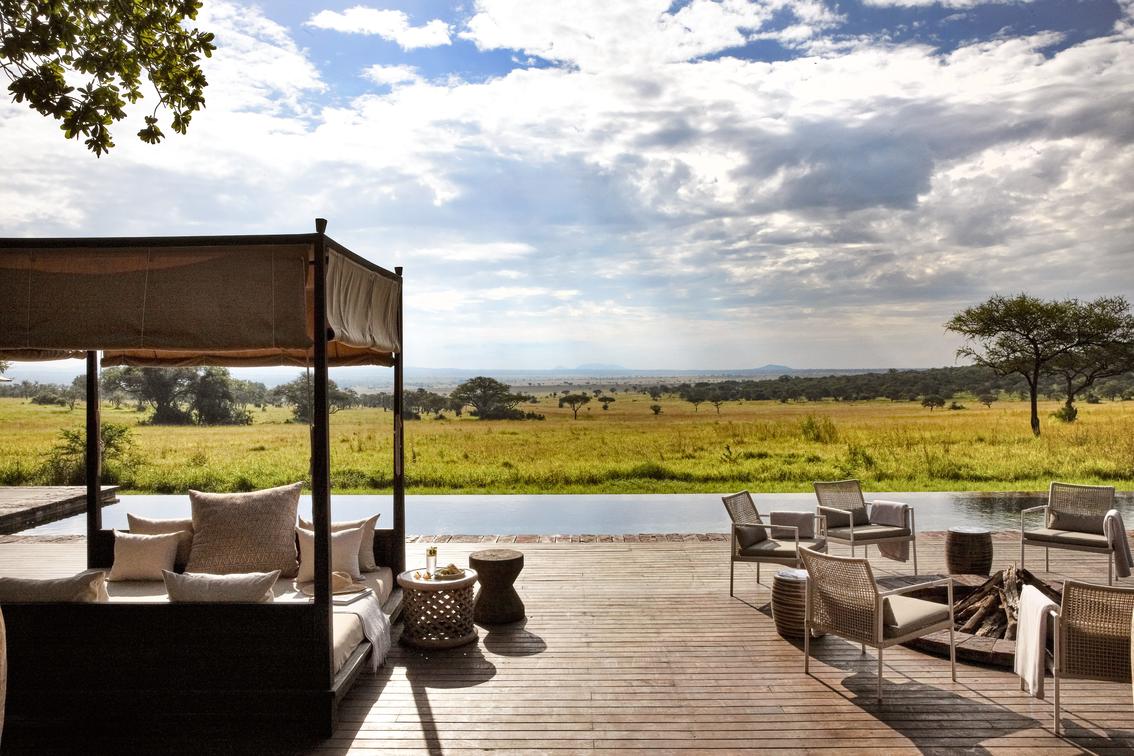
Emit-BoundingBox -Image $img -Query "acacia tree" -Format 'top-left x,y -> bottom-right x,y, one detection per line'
0,1 -> 215,155
273,374 -> 356,423
450,377 -> 533,420
103,366 -> 197,424
598,396 -> 615,411
1049,331 -> 1134,421
559,393 -> 591,419
921,394 -> 945,411
946,294 -> 1132,436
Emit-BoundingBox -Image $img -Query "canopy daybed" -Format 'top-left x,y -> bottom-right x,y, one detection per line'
0,220 -> 405,735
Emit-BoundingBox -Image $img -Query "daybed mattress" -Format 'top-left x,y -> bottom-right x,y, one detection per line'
103,567 -> 394,604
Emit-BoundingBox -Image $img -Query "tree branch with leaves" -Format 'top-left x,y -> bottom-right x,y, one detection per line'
0,0 -> 215,155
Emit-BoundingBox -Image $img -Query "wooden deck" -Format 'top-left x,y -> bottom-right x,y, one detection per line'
1,534 -> 1132,753
0,485 -> 119,535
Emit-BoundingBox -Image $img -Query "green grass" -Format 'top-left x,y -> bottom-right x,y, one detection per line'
1,395 -> 1132,494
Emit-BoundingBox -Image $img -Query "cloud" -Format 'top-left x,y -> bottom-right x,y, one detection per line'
307,6 -> 451,49
2,1 -> 1132,370
361,64 -> 422,87
863,0 -> 1030,6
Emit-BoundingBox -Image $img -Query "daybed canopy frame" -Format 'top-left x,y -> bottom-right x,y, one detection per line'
0,219 -> 404,734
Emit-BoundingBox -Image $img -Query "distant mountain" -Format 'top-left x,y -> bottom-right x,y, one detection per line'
574,363 -> 626,371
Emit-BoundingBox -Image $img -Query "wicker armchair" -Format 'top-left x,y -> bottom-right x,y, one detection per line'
800,547 -> 955,704
722,491 -> 826,596
813,480 -> 918,574
1021,482 -> 1117,584
1051,580 -> 1134,734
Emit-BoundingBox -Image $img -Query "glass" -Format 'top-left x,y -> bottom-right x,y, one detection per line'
426,546 -> 437,574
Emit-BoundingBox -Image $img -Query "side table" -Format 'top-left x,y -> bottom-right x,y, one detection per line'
946,526 -> 993,575
470,549 -> 525,624
772,568 -> 823,640
397,568 -> 479,649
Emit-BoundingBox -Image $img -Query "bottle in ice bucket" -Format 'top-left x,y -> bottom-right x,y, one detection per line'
426,546 -> 437,575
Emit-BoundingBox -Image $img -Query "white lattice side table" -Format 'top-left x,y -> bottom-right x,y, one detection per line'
397,569 -> 479,649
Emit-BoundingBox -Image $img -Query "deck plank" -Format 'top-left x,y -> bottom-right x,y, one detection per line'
1,534 -> 1132,753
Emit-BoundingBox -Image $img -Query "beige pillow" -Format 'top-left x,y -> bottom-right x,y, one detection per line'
127,513 -> 194,570
186,482 -> 301,578
298,513 -> 380,572
108,531 -> 183,581
295,525 -> 364,583
0,570 -> 108,603
163,570 -> 279,603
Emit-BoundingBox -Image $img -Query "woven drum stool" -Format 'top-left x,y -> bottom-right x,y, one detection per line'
469,549 -> 525,624
771,568 -> 823,640
946,526 -> 993,575
397,569 -> 479,649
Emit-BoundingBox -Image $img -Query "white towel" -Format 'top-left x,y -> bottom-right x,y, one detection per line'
869,500 -> 909,562
1015,584 -> 1057,698
335,593 -> 391,673
1104,509 -> 1133,579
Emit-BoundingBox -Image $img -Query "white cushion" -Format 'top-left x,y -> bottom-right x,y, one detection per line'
187,482 -> 301,577
298,513 -> 380,572
0,570 -> 109,603
109,531 -> 183,581
163,570 -> 279,603
295,525 -> 364,583
127,513 -> 194,569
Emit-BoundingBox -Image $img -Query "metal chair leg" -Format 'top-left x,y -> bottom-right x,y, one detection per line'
912,538 -> 918,576
1045,547 -> 1049,573
949,626 -> 956,682
1109,555 -> 1113,586
730,560 -> 735,597
877,647 -> 884,704
756,563 -> 761,585
1053,670 -> 1061,735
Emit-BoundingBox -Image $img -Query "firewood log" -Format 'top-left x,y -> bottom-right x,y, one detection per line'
959,594 -> 998,633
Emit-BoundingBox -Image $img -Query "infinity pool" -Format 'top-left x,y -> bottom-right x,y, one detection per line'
18,491 -> 1134,535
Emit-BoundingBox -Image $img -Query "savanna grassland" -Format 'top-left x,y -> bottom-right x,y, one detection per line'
1,394 -> 1132,494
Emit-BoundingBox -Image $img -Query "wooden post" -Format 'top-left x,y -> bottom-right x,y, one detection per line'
311,218 -> 334,684
392,266 -> 405,574
85,350 -> 101,568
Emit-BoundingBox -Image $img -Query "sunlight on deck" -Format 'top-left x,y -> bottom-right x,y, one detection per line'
2,534 -> 1132,754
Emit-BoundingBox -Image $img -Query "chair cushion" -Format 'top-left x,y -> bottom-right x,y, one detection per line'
186,482 -> 301,577
735,524 -> 767,549
826,524 -> 911,541
882,595 -> 949,639
824,504 -> 870,529
1047,510 -> 1105,536
1024,528 -> 1109,548
739,538 -> 827,558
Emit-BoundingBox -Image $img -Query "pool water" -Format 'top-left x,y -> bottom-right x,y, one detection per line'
18,491 -> 1134,536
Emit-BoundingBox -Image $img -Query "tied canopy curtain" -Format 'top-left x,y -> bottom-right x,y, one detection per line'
0,239 -> 401,367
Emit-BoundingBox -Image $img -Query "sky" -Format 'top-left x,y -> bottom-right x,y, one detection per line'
2,0 -> 1133,370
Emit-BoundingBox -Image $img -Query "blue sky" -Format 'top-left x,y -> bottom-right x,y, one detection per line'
2,0 -> 1132,370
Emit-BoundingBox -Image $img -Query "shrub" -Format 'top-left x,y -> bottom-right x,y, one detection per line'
800,415 -> 838,444
1051,405 -> 1078,422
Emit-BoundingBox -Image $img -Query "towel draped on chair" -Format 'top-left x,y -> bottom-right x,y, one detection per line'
1104,509 -> 1133,579
1015,584 -> 1057,698
869,500 -> 909,562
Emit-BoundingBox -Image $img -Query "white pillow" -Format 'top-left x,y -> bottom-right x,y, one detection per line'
0,570 -> 109,602
295,525 -> 364,583
108,531 -> 183,582
127,513 -> 194,569
163,570 -> 279,603
298,513 -> 380,572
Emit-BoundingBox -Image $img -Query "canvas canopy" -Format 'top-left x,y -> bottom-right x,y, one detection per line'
0,234 -> 400,367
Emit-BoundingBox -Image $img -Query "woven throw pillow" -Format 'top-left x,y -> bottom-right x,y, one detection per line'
298,513 -> 380,571
186,482 -> 301,578
163,570 -> 279,603
127,513 -> 194,570
0,570 -> 109,603
735,524 -> 767,548
108,531 -> 183,581
824,503 -> 870,529
295,525 -> 364,583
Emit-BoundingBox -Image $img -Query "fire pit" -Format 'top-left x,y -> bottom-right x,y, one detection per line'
878,567 -> 1062,667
